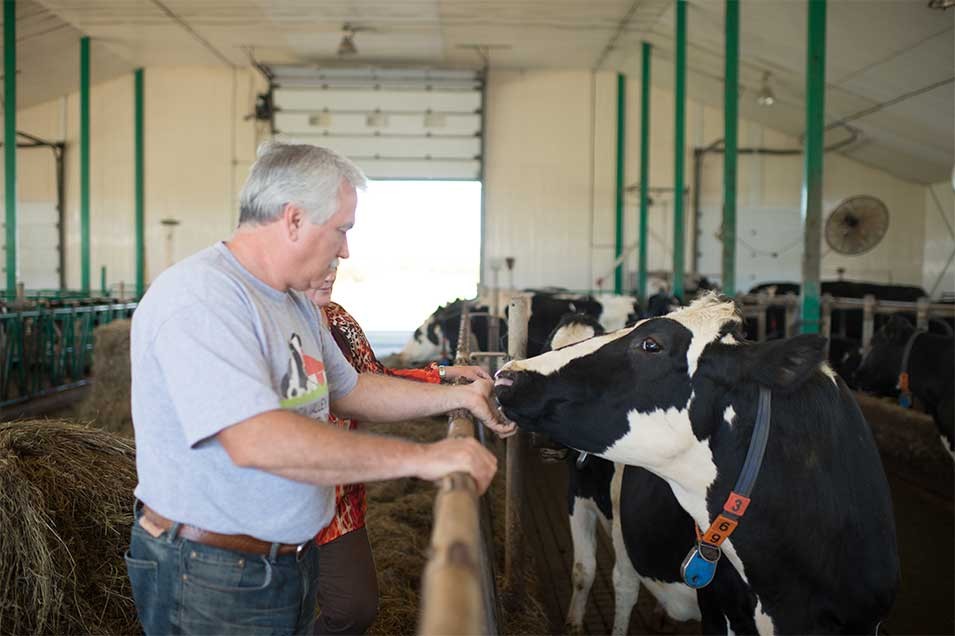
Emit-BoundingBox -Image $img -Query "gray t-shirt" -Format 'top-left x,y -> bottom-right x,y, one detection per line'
131,242 -> 359,544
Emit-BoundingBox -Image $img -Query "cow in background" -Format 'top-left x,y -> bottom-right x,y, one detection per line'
541,313 -> 699,635
398,298 -> 508,364
496,294 -> 898,634
855,315 -> 955,459
398,290 -> 640,364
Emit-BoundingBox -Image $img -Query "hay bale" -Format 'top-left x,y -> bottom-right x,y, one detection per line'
78,320 -> 133,437
0,419 -> 138,635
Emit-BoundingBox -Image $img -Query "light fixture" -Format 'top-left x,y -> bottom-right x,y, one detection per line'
756,71 -> 776,107
337,24 -> 358,56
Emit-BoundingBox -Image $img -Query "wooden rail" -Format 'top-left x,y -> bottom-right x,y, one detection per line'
418,303 -> 500,635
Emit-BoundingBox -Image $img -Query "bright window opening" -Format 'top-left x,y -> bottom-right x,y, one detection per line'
331,180 -> 482,355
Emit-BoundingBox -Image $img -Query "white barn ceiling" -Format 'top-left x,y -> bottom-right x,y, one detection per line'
7,0 -> 955,184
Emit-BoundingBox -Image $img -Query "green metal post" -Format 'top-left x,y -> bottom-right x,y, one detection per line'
638,43 -> 651,304
100,265 -> 106,296
135,68 -> 145,297
722,0 -> 739,297
80,36 -> 90,293
801,0 -> 826,334
673,0 -> 686,300
614,73 -> 626,295
4,0 -> 16,297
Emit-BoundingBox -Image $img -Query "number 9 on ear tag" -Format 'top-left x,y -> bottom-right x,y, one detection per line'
681,543 -> 721,589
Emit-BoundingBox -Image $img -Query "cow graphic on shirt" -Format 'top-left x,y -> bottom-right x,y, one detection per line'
280,333 -> 328,408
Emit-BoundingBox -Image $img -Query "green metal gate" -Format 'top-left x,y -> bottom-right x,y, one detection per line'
0,302 -> 136,408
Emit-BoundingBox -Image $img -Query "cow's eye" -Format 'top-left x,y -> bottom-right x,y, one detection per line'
641,337 -> 661,353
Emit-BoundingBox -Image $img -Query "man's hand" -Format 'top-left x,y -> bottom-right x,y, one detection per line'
416,437 -> 498,494
444,365 -> 492,383
455,378 -> 518,438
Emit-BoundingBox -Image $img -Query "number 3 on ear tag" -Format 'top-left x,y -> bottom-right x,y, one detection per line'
681,543 -> 720,589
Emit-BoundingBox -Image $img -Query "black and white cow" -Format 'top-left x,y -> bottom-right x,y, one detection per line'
398,291 -> 640,364
398,299 -> 500,364
544,313 -> 700,635
854,315 -> 955,459
495,294 -> 899,634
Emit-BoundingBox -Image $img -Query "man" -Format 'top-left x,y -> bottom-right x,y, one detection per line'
126,142 -> 515,635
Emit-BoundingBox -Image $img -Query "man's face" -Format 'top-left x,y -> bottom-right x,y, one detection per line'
295,181 -> 356,291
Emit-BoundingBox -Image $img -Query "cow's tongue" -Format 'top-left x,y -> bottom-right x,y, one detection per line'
494,377 -> 514,387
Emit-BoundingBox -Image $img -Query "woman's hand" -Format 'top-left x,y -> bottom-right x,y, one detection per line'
443,365 -> 492,383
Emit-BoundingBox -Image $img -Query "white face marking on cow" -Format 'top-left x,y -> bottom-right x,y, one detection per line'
723,405 -> 737,428
550,324 -> 596,350
720,333 -> 739,345
666,294 -> 742,377
595,294 -> 637,331
501,325 -> 636,376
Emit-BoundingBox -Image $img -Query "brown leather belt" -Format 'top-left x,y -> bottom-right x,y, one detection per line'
140,504 -> 309,557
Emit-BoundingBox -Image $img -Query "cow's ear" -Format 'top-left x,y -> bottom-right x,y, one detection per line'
745,334 -> 827,391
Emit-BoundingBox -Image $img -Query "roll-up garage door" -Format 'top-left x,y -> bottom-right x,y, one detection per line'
269,66 -> 484,180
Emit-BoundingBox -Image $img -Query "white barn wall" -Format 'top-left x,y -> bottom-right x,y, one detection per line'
485,67 -> 932,295
484,70 -> 596,291
923,181 -> 955,297
5,64 -> 940,299
6,66 -> 263,292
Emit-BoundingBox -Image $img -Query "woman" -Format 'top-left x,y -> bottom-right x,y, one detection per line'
305,263 -> 490,635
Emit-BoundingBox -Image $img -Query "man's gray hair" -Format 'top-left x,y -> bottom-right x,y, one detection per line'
238,142 -> 367,226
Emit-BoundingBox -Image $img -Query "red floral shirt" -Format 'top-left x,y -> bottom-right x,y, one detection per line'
314,302 -> 441,545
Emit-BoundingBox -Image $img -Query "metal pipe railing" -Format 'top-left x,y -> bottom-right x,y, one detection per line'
736,292 -> 955,350
0,302 -> 136,408
503,296 -> 530,593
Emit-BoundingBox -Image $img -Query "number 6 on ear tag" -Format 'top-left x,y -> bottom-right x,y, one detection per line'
681,543 -> 721,589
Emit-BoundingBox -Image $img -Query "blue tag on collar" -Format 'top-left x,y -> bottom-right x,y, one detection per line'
681,544 -> 720,589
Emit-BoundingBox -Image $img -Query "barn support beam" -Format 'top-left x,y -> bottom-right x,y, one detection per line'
672,0 -> 687,300
135,68 -> 145,298
80,36 -> 91,293
4,0 -> 16,297
614,73 -> 626,295
638,42 -> 651,303
722,0 -> 739,297
800,0 -> 826,334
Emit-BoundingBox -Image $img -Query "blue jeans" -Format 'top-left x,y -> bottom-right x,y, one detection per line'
125,505 -> 320,635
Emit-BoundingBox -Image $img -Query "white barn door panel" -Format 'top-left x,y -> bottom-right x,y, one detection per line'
270,67 -> 484,180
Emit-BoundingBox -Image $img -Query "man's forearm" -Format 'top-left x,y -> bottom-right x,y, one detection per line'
218,408 -> 426,485
332,373 -> 462,422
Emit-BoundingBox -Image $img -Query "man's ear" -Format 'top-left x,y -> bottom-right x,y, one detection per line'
744,334 -> 828,392
283,203 -> 305,241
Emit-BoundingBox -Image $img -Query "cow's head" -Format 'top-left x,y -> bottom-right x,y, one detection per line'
494,294 -> 827,469
853,315 -> 913,395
